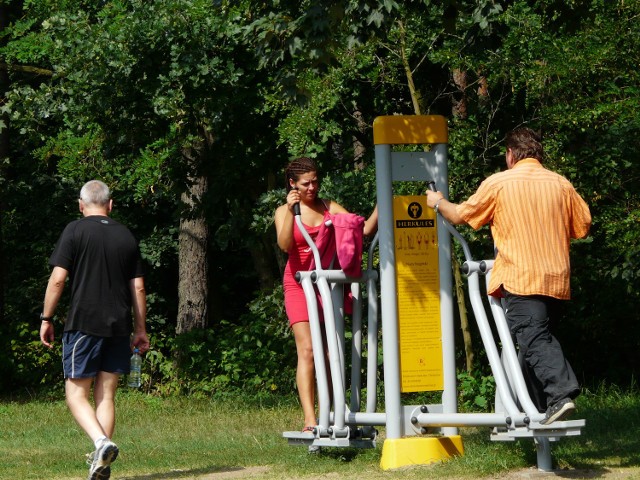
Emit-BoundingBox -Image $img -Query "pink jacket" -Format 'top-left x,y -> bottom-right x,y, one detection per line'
311,213 -> 365,277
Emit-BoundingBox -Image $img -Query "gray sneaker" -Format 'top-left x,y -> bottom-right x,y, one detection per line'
540,398 -> 575,425
87,440 -> 119,480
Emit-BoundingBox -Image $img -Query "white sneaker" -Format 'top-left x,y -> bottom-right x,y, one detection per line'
87,440 -> 119,480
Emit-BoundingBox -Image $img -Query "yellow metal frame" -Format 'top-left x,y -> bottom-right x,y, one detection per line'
373,115 -> 448,145
375,114 -> 460,471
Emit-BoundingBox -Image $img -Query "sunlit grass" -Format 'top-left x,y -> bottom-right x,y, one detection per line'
1,384 -> 639,479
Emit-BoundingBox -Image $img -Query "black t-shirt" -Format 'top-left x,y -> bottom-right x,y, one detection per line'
49,215 -> 144,337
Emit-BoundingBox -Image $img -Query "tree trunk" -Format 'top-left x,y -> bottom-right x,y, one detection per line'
452,69 -> 468,120
400,34 -> 475,372
352,109 -> 367,170
454,261 -> 474,371
398,21 -> 422,115
451,68 -> 474,371
477,73 -> 489,107
176,138 -> 210,334
249,236 -> 278,290
249,170 -> 278,290
0,4 -> 9,319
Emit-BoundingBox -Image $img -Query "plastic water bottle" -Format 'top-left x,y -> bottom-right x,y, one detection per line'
128,348 -> 142,388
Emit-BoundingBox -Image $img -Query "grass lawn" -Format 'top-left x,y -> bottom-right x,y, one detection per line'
1,385 -> 639,479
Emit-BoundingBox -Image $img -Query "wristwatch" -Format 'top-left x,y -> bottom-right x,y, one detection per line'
40,313 -> 53,322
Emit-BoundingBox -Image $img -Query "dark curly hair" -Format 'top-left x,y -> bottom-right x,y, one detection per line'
285,157 -> 319,192
505,127 -> 544,162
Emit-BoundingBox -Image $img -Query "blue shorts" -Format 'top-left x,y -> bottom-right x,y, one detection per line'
62,331 -> 131,379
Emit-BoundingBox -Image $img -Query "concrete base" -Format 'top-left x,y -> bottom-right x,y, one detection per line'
380,435 -> 464,470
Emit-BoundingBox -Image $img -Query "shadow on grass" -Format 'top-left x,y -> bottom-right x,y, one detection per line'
317,447 -> 369,462
571,401 -> 640,468
514,398 -> 640,473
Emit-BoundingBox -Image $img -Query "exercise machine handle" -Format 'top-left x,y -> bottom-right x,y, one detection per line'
292,187 -> 301,216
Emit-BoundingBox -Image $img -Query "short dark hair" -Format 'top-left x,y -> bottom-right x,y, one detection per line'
284,157 -> 318,192
505,127 -> 544,162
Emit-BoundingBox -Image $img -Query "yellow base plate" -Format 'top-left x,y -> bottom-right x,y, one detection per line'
380,435 -> 464,470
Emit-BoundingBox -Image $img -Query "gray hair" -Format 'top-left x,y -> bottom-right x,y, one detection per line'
79,180 -> 111,206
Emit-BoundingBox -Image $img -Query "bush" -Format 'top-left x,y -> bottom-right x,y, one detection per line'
457,370 -> 496,412
145,286 -> 296,397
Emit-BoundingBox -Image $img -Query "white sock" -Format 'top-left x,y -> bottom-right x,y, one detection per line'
94,436 -> 108,449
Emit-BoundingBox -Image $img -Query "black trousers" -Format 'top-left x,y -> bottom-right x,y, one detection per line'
503,291 -> 580,412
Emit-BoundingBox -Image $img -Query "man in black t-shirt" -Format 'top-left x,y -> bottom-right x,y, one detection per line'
39,180 -> 149,480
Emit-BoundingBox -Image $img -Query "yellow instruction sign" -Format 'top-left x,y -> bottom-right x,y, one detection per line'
393,196 -> 443,392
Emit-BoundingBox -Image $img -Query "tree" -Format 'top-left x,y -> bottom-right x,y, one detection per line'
0,0 -> 638,394
4,0 -> 271,335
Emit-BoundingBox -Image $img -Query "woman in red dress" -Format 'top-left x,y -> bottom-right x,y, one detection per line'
274,157 -> 377,432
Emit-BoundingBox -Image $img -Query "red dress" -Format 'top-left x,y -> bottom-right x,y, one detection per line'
283,209 -> 331,326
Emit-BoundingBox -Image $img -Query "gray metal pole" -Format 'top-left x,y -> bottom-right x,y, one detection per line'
375,143 -> 403,439
299,273 -> 332,429
433,143 -> 458,437
350,282 -> 363,412
317,277 -> 347,432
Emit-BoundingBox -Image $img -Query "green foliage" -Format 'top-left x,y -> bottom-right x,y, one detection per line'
251,188 -> 286,236
1,0 -> 640,397
457,370 -> 496,412
140,286 -> 295,397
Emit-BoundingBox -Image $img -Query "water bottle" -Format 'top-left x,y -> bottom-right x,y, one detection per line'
128,348 -> 142,388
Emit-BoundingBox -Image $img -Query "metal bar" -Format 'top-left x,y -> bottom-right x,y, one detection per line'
350,282 -> 362,412
316,277 -> 346,430
366,271 -> 379,414
485,271 -> 544,421
432,143 -> 458,438
466,270 -> 523,418
415,412 -> 514,428
299,274 -> 332,429
375,143 -> 403,439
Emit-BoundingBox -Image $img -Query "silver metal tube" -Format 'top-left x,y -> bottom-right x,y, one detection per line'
375,143 -> 403,439
311,270 -> 378,283
299,274 -> 332,429
415,412 -> 513,428
366,274 -> 379,413
331,282 -> 346,387
366,236 -> 380,414
487,281 -> 543,421
467,271 -> 523,418
433,143 -> 458,437
350,282 -> 362,412
345,411 -> 387,426
317,277 -> 346,430
535,437 -> 553,472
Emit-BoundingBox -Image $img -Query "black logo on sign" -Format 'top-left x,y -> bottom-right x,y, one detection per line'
408,202 -> 422,219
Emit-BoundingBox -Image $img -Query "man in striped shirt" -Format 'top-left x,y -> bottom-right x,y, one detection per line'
426,127 -> 591,425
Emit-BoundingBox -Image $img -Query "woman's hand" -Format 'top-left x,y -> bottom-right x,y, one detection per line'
287,188 -> 301,213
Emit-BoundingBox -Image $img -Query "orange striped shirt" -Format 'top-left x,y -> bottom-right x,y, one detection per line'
456,158 -> 591,299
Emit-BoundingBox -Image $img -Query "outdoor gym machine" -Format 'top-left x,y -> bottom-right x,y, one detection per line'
284,115 -> 584,472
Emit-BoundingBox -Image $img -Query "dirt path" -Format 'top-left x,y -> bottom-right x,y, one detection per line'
143,465 -> 640,479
